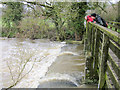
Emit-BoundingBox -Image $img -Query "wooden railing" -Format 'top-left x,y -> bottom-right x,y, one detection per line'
84,22 -> 120,89
107,21 -> 120,33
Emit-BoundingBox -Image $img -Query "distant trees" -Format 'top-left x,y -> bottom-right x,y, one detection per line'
1,1 -> 118,40
41,2 -> 70,40
87,1 -> 119,22
25,2 -> 88,40
100,2 -> 119,21
2,2 -> 23,37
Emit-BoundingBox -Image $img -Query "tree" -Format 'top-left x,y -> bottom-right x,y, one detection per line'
39,2 -> 88,40
39,2 -> 72,40
2,2 -> 23,37
68,2 -> 88,40
1,1 -> 115,40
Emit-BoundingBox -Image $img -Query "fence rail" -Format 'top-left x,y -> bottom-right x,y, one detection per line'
84,22 -> 120,89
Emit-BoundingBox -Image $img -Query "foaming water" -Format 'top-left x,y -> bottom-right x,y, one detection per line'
38,44 -> 85,88
0,38 -> 85,88
58,51 -> 80,56
0,38 -> 65,88
38,73 -> 80,88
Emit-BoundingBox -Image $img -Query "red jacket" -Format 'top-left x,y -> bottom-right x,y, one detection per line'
86,15 -> 93,22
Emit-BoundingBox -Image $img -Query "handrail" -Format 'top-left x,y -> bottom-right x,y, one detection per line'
89,22 -> 120,45
84,22 -> 120,89
108,21 -> 120,25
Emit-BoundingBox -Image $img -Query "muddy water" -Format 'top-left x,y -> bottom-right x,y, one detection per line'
0,38 -> 85,89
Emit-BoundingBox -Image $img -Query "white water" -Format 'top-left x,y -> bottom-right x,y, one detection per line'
0,38 -> 65,88
0,38 -> 85,89
39,73 -> 79,86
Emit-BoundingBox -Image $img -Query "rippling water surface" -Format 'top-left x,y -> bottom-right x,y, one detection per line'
0,38 -> 85,88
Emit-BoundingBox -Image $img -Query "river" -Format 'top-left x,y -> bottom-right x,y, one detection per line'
0,37 -> 85,89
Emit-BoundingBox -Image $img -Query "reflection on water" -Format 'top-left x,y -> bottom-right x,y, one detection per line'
0,37 -> 85,88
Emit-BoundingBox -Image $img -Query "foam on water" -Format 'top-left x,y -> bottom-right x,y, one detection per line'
58,51 -> 80,56
0,38 -> 65,88
38,73 -> 80,87
0,38 -> 85,88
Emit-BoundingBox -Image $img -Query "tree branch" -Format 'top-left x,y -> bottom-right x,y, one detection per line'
7,61 -> 15,83
108,0 -> 117,10
97,4 -> 108,14
25,1 -> 53,9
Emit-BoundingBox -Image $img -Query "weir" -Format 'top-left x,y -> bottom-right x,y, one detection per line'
84,22 -> 120,89
0,38 -> 86,88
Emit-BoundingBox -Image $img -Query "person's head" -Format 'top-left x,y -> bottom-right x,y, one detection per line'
91,13 -> 96,19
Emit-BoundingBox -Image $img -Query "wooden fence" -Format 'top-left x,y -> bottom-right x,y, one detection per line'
84,22 -> 120,89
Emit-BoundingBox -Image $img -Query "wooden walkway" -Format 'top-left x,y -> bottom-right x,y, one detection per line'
84,21 -> 120,89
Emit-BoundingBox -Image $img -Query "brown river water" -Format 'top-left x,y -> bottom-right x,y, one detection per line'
0,37 -> 86,89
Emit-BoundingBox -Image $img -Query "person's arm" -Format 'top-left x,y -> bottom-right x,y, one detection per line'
106,22 -> 108,27
92,19 -> 96,23
93,21 -> 96,23
93,20 -> 96,23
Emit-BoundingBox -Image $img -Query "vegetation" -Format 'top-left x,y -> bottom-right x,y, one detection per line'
1,1 -> 119,41
2,2 -> 23,37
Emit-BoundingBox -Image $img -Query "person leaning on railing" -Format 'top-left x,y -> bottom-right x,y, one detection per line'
85,13 -> 96,23
85,13 -> 108,28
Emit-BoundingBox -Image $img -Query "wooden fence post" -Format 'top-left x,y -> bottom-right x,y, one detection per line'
91,26 -> 95,56
88,26 -> 95,80
93,27 -> 100,81
87,22 -> 92,52
98,34 -> 109,88
84,21 -> 88,54
84,22 -> 95,83
84,22 -> 94,82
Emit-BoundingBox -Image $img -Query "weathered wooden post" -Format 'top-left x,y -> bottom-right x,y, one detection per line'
89,25 -> 95,80
92,27 -> 100,82
84,22 -> 92,82
91,26 -> 95,56
84,21 -> 88,54
88,23 -> 92,52
84,22 -> 95,83
98,33 -> 109,88
84,21 -> 89,81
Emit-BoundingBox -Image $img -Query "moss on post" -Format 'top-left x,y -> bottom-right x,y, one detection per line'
93,28 -> 100,81
98,34 -> 109,88
85,22 -> 120,89
91,26 -> 95,57
84,51 -> 94,83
